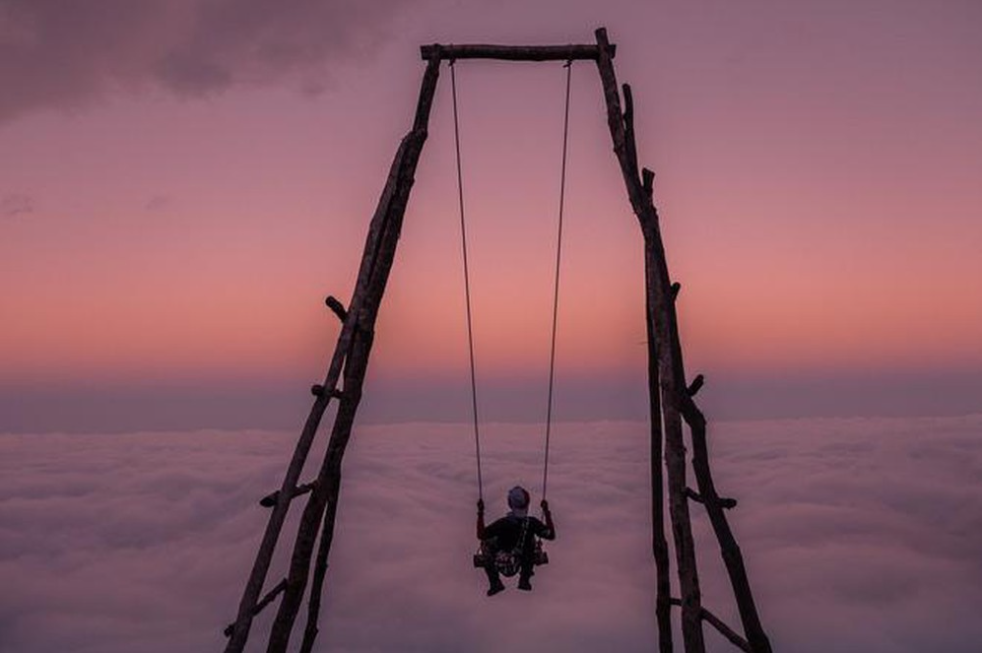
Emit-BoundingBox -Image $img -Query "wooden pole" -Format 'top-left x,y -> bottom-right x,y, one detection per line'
669,599 -> 754,653
681,399 -> 773,653
296,56 -> 443,653
644,205 -> 674,653
594,26 -> 772,653
265,54 -> 442,653
223,51 -> 442,653
223,113 -> 408,653
594,27 -> 705,653
420,43 -> 613,62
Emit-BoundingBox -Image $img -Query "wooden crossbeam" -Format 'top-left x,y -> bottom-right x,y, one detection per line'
669,599 -> 753,653
259,481 -> 317,508
224,579 -> 288,637
685,487 -> 738,510
420,43 -> 614,62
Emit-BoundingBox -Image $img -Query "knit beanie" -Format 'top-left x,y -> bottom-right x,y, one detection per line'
508,486 -> 530,516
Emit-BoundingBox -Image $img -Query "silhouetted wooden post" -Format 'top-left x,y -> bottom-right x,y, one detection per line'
594,27 -> 705,653
594,26 -> 772,653
645,214 -> 674,653
222,52 -> 441,653
683,399 -> 772,653
272,55 -> 441,653
266,55 -> 441,653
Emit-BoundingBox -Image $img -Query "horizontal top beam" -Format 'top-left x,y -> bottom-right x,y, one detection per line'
419,43 -> 615,62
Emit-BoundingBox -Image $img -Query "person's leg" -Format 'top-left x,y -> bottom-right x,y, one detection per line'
484,563 -> 505,595
518,556 -> 534,591
481,542 -> 505,595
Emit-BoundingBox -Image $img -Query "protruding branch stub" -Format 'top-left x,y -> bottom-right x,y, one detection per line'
310,385 -> 343,399
642,168 -> 655,199
325,295 -> 347,321
223,579 -> 289,638
259,481 -> 318,508
685,487 -> 738,510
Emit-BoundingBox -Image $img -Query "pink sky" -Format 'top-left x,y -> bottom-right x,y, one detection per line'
2,0 -> 981,428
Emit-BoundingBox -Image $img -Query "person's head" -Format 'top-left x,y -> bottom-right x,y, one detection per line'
508,486 -> 530,517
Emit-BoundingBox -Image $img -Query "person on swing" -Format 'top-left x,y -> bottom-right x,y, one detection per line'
476,486 -> 556,595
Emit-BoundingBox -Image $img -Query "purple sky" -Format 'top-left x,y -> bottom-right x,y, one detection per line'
2,1 -> 982,431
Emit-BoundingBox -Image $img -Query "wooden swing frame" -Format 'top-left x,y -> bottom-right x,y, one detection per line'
222,28 -> 771,653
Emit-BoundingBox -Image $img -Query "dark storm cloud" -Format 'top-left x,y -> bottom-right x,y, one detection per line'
2,417 -> 982,652
0,0 -> 419,122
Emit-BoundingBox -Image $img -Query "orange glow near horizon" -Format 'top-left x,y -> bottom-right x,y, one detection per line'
7,202 -> 977,387
3,6 -> 982,392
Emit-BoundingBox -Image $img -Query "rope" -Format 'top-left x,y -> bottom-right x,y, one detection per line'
452,60 -> 573,505
450,60 -> 484,501
541,60 -> 573,502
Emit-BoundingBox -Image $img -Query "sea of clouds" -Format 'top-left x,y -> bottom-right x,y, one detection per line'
2,415 -> 981,652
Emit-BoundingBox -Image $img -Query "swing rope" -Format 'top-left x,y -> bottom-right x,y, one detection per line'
450,60 -> 484,502
451,59 -> 573,505
542,60 -> 573,503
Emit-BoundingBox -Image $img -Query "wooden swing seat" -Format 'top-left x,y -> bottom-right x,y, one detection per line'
473,538 -> 549,577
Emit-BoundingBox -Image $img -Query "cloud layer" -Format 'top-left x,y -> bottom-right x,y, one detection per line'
0,0 -> 418,123
2,416 -> 981,652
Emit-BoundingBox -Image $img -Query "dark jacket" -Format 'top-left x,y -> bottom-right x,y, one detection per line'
481,513 -> 555,557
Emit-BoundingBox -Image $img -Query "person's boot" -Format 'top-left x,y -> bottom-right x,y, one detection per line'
518,576 -> 532,591
487,579 -> 506,596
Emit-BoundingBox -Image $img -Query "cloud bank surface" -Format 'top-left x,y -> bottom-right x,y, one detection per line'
2,416 -> 981,652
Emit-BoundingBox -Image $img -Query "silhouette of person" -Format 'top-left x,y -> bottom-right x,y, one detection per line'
476,486 -> 555,595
